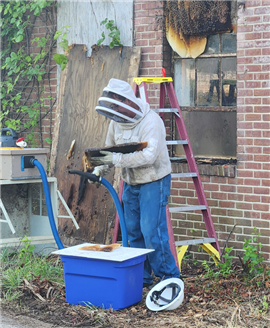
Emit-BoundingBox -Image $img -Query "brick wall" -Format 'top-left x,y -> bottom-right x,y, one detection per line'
14,7 -> 57,149
235,0 -> 270,256
134,0 -> 168,108
134,1 -> 270,262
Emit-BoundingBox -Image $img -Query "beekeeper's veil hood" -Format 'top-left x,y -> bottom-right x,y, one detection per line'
95,78 -> 149,125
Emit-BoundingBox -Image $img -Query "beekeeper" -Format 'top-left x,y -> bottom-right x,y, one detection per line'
91,78 -> 180,287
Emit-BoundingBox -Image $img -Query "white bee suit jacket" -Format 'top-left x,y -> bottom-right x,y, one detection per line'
105,102 -> 172,186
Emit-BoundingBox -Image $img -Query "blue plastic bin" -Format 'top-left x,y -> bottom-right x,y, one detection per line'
53,244 -> 154,310
60,254 -> 145,309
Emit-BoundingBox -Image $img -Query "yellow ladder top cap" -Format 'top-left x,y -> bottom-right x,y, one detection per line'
133,77 -> 173,85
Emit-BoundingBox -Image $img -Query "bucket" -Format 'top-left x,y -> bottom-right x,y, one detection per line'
0,128 -> 18,147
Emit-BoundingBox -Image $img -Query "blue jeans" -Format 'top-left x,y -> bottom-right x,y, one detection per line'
122,174 -> 180,284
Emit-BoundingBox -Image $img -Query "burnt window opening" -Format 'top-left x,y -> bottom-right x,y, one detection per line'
173,32 -> 237,160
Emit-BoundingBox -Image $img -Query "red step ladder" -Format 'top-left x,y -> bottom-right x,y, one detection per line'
113,76 -> 221,269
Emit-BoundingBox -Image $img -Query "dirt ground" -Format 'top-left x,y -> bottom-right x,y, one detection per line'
1,260 -> 270,328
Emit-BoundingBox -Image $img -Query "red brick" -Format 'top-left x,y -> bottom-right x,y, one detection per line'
237,122 -> 253,129
136,25 -> 146,32
246,65 -> 262,72
262,179 -> 270,186
263,163 -> 270,170
245,130 -> 261,137
238,73 -> 254,80
244,179 -> 261,186
236,202 -> 252,210
254,154 -> 270,162
254,89 -> 270,97
220,201 -> 235,208
170,196 -> 185,204
254,122 -> 270,129
254,105 -> 270,113
245,194 -> 261,203
211,208 -> 227,216
254,138 -> 270,146
261,196 -> 270,203
254,73 -> 270,80
263,98 -> 270,104
238,170 -> 253,178
254,171 -> 270,179
136,39 -> 148,46
180,190 -> 194,197
245,163 -> 261,171
245,49 -> 261,56
237,154 -> 254,161
211,192 -> 227,200
220,185 -> 236,193
246,146 -> 262,153
246,0 -> 263,7
171,181 -> 187,189
228,193 -> 244,201
254,23 -> 270,31
262,48 -> 270,55
228,210 -> 244,217
263,32 -> 270,38
253,204 -> 269,211
238,26 -> 253,33
245,98 -> 261,105
262,213 -> 270,219
203,184 -> 219,191
237,57 -> 254,64
238,90 -> 253,96
210,176 -> 227,184
237,186 -> 253,193
254,187 -> 270,194
245,81 -> 261,88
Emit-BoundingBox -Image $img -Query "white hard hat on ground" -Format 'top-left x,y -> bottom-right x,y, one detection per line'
146,278 -> 184,311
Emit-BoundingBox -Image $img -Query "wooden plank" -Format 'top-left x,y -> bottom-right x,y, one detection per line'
50,45 -> 141,245
57,0 -> 133,57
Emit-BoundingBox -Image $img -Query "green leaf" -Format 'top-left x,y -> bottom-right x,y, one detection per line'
59,39 -> 68,50
97,38 -> 104,46
100,18 -> 108,26
44,137 -> 52,144
15,35 -> 23,43
53,54 -> 67,65
54,30 -> 62,40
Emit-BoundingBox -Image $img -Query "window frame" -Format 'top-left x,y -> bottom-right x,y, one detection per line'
173,34 -> 237,113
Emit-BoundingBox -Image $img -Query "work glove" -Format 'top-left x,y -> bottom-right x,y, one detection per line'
88,165 -> 111,187
90,151 -> 114,166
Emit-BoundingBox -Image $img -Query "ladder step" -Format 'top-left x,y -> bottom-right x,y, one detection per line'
154,108 -> 178,113
170,157 -> 186,161
171,173 -> 197,178
169,205 -> 207,213
175,238 -> 216,247
154,108 -> 180,117
166,140 -> 188,145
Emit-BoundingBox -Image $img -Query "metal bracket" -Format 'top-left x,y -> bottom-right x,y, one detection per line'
0,198 -> 16,234
57,190 -> 80,230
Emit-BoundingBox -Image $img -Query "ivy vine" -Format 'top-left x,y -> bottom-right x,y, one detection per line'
97,18 -> 123,49
0,0 -> 58,148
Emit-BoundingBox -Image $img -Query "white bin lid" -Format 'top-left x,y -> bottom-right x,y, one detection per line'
52,243 -> 154,262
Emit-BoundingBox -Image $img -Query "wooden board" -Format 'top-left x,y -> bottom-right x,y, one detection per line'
85,141 -> 147,168
50,45 -> 141,245
57,0 -> 133,57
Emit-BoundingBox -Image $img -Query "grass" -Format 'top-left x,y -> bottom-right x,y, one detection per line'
0,236 -> 64,302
